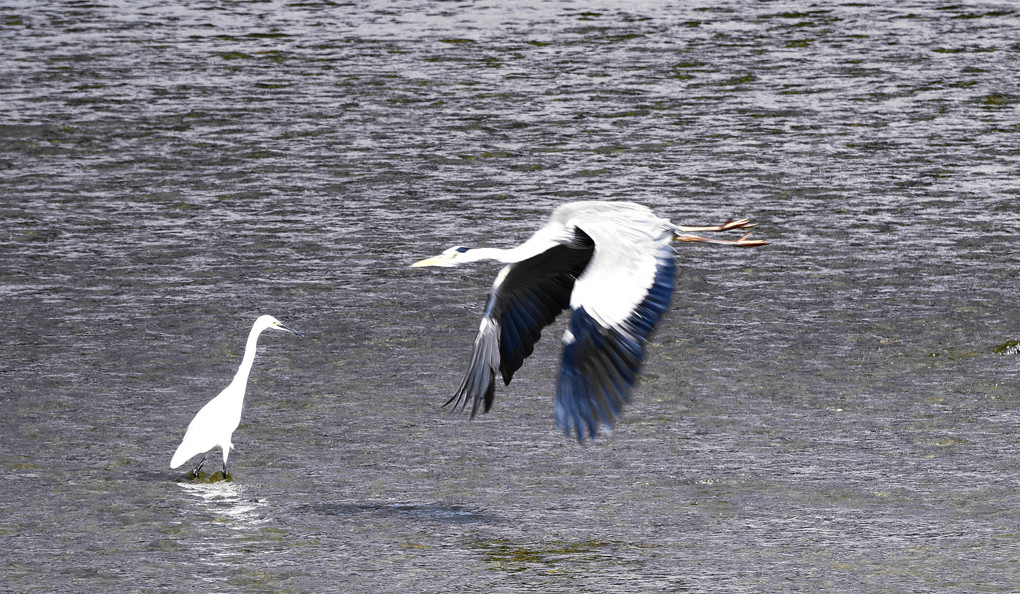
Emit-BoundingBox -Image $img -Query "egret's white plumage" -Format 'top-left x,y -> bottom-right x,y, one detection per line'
170,315 -> 301,477
412,201 -> 766,440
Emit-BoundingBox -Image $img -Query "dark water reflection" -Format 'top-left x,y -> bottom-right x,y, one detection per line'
2,1 -> 1019,591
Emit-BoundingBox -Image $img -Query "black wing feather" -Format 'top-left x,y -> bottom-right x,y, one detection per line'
445,236 -> 594,417
555,247 -> 677,440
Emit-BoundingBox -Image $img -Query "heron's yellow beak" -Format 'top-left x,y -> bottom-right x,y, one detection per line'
411,253 -> 454,268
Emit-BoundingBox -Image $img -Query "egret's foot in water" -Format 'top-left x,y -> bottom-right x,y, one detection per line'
188,457 -> 206,480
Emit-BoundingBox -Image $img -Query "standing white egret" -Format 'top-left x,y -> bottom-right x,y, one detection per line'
412,201 -> 766,441
170,315 -> 302,478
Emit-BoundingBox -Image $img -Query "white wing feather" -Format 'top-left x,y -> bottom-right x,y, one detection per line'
561,203 -> 674,329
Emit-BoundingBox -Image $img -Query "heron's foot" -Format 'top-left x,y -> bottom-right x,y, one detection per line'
731,233 -> 769,247
719,218 -> 757,232
674,218 -> 758,233
675,232 -> 768,247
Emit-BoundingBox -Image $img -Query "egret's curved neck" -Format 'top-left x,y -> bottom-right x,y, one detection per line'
229,324 -> 265,396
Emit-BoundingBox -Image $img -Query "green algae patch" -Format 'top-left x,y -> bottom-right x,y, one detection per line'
469,538 -> 651,573
993,340 -> 1020,355
480,539 -> 611,567
175,470 -> 232,483
721,73 -> 756,86
218,51 -> 253,60
982,93 -> 1013,107
399,542 -> 430,550
934,437 -> 969,447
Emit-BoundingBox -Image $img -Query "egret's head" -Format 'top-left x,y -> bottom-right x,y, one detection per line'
411,246 -> 471,268
256,315 -> 303,336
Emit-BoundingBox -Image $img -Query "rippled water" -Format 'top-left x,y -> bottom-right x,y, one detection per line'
2,1 -> 1019,591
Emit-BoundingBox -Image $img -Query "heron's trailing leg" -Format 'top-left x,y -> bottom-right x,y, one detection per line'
672,218 -> 767,247
189,456 -> 206,479
674,218 -> 757,233
675,232 -> 769,247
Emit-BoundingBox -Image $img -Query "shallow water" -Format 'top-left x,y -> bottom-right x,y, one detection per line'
2,1 -> 1019,591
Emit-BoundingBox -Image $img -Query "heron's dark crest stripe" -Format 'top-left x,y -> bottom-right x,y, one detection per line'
555,247 -> 676,441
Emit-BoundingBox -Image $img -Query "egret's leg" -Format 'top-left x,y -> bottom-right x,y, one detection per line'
190,456 -> 206,479
222,447 -> 230,479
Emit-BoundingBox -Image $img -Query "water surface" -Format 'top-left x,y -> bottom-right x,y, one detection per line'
2,1 -> 1019,591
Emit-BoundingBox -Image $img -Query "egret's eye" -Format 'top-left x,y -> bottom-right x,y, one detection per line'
454,246 -> 470,253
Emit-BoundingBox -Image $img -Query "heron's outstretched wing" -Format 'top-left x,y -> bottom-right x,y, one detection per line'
446,238 -> 594,417
555,215 -> 677,441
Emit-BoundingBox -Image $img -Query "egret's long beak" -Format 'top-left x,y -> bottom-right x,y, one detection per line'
277,323 -> 303,337
411,253 -> 454,268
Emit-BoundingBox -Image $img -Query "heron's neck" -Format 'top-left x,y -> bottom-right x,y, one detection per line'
464,244 -> 541,264
229,325 -> 264,397
464,227 -> 567,264
461,247 -> 514,263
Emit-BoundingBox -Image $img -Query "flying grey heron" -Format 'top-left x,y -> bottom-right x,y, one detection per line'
413,201 -> 766,441
171,315 -> 302,478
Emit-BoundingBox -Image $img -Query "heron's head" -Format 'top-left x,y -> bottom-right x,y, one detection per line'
256,315 -> 303,336
411,246 -> 471,268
